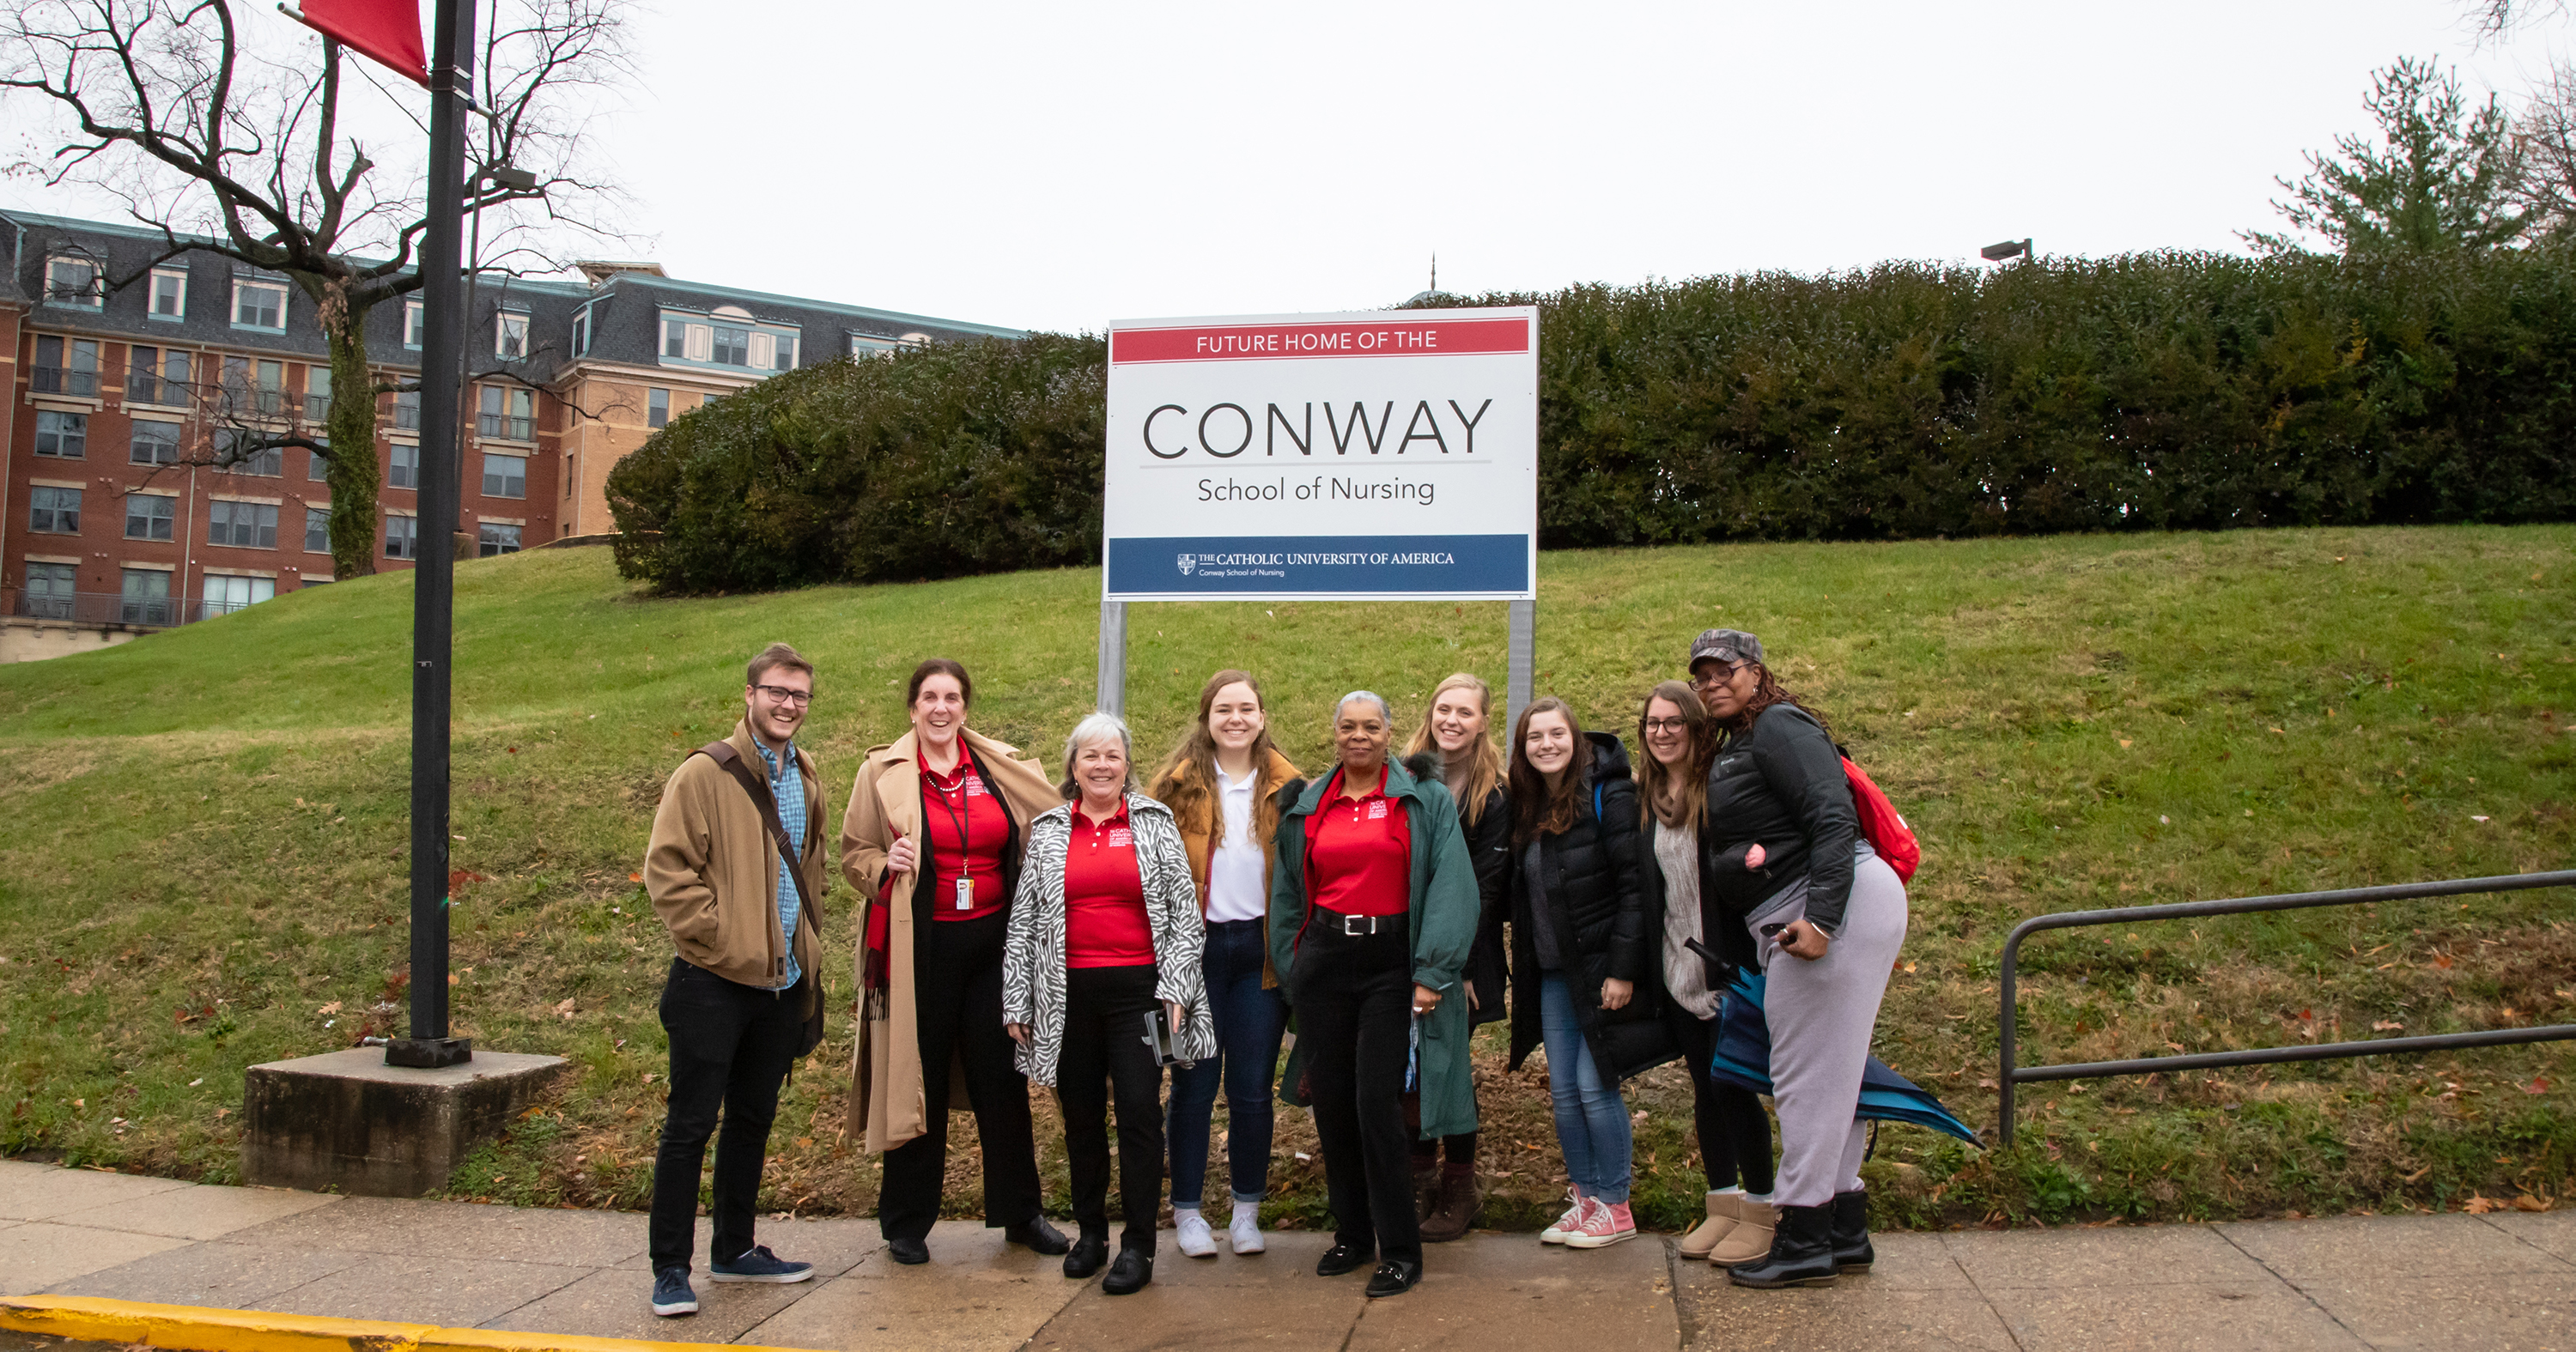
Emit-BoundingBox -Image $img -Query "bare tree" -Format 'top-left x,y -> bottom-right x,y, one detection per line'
3,0 -> 632,579
2470,1 -> 2567,36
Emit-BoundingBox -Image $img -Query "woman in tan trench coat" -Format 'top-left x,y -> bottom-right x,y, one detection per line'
841,658 -> 1067,1265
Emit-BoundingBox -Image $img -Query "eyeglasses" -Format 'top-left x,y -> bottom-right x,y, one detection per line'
1642,718 -> 1691,734
1690,663 -> 1747,690
752,683 -> 813,706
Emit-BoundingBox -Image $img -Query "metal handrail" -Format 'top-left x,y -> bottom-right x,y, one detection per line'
1996,870 -> 2576,1144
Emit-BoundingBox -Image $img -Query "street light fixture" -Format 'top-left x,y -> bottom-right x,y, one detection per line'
1981,238 -> 2034,264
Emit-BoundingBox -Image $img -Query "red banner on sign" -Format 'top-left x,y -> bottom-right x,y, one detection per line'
288,0 -> 430,88
1111,317 -> 1529,365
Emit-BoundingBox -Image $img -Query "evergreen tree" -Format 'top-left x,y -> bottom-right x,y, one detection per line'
2244,57 -> 2530,257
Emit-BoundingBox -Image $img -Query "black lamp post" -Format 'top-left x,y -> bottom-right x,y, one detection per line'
1981,238 -> 2035,264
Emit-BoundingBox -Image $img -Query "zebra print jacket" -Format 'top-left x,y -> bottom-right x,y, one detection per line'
1002,792 -> 1218,1087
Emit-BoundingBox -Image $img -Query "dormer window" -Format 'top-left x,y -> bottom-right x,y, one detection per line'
150,266 -> 188,319
495,309 -> 529,359
233,276 -> 289,331
45,256 -> 104,309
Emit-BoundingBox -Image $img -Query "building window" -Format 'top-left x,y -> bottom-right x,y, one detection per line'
664,317 -> 712,361
222,355 -> 288,416
308,447 -> 331,481
564,454 -> 576,497
404,300 -> 425,349
122,569 -> 173,626
217,432 -> 283,476
773,333 -> 799,371
208,500 -> 280,549
495,310 -> 529,360
204,574 -> 276,615
477,385 -> 533,440
392,388 -> 422,431
482,453 -> 527,499
131,419 -> 181,465
389,441 -> 419,489
45,256 -> 103,309
571,307 -> 591,355
30,487 -> 82,534
233,277 -> 289,330
125,493 -> 176,541
305,366 -> 332,424
33,336 -> 100,396
24,562 -> 78,619
647,387 -> 669,428
305,506 -> 331,553
129,346 -> 191,405
478,522 -> 523,556
150,266 -> 188,320
35,411 -> 88,458
385,515 -> 418,560
711,324 -> 750,367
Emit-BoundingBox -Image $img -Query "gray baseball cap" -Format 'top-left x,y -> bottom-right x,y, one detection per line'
1688,627 -> 1764,670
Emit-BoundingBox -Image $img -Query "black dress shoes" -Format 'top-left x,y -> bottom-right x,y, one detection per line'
885,1236 -> 930,1265
1063,1231 -> 1109,1279
1101,1246 -> 1154,1295
1315,1244 -> 1373,1277
1005,1216 -> 1072,1255
1364,1259 -> 1422,1298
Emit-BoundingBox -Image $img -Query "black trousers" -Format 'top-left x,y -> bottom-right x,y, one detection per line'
1291,921 -> 1420,1264
1056,963 -> 1166,1252
1662,999 -> 1776,1193
650,958 -> 804,1272
878,911 -> 1045,1242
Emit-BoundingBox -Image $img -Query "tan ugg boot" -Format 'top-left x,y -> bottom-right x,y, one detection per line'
1678,1191 -> 1741,1259
1707,1197 -> 1777,1264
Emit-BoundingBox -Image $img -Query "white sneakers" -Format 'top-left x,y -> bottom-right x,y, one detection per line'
1174,1209 -> 1218,1258
1229,1204 -> 1265,1254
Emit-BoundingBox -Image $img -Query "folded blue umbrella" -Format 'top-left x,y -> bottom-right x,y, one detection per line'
1708,967 -> 1982,1147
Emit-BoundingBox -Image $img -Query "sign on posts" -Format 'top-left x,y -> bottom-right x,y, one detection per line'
1103,307 -> 1539,602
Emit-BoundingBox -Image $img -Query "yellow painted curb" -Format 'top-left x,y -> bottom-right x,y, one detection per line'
0,1297 -> 829,1352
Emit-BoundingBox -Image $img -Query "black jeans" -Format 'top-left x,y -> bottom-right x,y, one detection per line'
1291,920 -> 1420,1265
1056,963 -> 1166,1252
878,911 -> 1044,1242
650,958 -> 804,1272
1662,999 -> 1775,1193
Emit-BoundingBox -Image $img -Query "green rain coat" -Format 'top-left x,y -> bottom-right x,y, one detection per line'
1268,753 -> 1481,1140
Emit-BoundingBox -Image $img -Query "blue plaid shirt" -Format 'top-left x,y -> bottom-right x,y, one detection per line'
753,738 -> 805,989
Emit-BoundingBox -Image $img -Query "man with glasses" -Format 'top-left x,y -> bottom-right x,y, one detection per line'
641,643 -> 827,1316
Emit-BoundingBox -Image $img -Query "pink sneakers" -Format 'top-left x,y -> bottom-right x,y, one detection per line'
1564,1199 -> 1637,1248
1539,1191 -> 1589,1244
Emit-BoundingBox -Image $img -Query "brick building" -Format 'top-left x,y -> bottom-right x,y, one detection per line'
1,209 -> 1021,660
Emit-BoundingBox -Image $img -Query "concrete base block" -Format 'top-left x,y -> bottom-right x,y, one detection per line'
240,1049 -> 570,1197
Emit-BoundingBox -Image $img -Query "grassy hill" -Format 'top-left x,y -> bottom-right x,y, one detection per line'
1,526 -> 2570,1229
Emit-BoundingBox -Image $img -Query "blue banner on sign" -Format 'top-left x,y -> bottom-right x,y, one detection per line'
1106,535 -> 1529,597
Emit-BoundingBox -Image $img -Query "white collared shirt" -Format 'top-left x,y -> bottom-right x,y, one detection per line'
1205,765 -> 1267,922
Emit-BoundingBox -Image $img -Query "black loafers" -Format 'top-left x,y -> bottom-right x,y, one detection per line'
1063,1232 -> 1109,1279
1316,1243 -> 1374,1277
1005,1216 -> 1072,1256
1364,1259 -> 1422,1298
1101,1246 -> 1154,1295
885,1236 -> 930,1265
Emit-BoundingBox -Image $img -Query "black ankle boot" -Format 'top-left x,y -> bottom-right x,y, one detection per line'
1062,1229 -> 1109,1279
1829,1190 -> 1874,1274
1101,1246 -> 1153,1294
1728,1203 -> 1838,1288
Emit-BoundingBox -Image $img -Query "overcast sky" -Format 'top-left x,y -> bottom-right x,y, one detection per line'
9,1 -> 2570,334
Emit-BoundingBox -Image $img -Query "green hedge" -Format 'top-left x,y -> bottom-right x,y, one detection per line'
610,249 -> 2576,591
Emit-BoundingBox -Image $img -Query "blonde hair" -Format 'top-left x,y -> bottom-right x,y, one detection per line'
1403,672 -> 1504,828
1057,712 -> 1136,799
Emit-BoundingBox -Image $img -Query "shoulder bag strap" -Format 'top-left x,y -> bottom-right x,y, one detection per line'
696,742 -> 823,929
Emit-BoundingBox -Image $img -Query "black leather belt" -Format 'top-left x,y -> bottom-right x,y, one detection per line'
1320,911 -> 1400,936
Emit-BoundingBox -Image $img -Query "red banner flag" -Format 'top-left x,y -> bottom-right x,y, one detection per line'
285,0 -> 430,88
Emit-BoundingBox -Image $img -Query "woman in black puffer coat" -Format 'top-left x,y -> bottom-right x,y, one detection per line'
1504,698 -> 1674,1249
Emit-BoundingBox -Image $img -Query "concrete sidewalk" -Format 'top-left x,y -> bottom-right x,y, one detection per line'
3,1160 -> 2569,1351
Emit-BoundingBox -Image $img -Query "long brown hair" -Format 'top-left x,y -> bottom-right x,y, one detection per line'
1637,680 -> 1713,829
1402,671 -> 1505,828
1509,696 -> 1593,844
1713,662 -> 1832,748
1147,669 -> 1284,849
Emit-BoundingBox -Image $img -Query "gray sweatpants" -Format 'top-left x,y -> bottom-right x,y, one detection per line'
1747,845 -> 1910,1210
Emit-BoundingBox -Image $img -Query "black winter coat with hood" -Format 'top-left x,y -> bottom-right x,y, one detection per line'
1504,732 -> 1677,1084
1703,702 -> 1860,934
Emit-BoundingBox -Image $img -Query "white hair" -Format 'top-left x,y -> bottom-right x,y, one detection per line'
1336,689 -> 1392,724
1059,711 -> 1136,798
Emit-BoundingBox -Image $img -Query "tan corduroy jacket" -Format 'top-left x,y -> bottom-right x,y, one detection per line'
1151,747 -> 1303,988
838,725 -> 1059,1153
643,718 -> 827,993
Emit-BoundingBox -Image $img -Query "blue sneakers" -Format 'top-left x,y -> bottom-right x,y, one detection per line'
709,1245 -> 815,1283
650,1267 -> 698,1317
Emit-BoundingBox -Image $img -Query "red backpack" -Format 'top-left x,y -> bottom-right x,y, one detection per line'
1840,755 -> 1918,882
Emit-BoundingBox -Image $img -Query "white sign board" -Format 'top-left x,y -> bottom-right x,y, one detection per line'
1102,307 -> 1539,601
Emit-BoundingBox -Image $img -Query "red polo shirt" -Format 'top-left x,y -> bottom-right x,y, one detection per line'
922,747 -> 1010,922
1064,803 -> 1155,967
1305,767 -> 1412,918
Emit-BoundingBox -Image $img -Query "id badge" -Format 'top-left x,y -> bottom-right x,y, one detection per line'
955,876 -> 974,912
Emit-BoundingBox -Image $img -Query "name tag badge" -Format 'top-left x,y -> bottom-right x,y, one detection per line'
1365,799 -> 1389,821
956,876 -> 974,911
963,775 -> 987,797
1108,828 -> 1133,847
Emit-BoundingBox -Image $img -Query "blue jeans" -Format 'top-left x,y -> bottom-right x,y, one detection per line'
1167,919 -> 1287,1207
1540,973 -> 1633,1205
